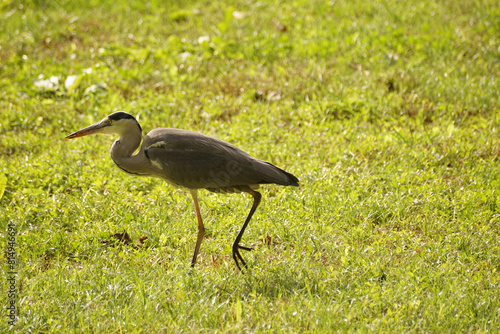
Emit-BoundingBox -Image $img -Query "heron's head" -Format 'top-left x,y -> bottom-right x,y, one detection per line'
66,111 -> 142,139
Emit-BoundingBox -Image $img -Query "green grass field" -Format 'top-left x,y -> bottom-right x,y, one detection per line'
1,0 -> 499,332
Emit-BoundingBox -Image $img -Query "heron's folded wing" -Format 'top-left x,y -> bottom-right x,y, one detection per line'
143,128 -> 298,189
146,146 -> 262,190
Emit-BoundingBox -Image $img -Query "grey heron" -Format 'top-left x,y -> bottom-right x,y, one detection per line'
66,111 -> 299,270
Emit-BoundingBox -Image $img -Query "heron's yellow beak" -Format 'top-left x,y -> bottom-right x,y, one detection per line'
65,122 -> 106,139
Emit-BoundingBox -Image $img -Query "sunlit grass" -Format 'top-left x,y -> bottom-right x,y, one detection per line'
1,0 -> 499,332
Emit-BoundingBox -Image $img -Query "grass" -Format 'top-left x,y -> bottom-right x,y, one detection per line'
1,0 -> 499,332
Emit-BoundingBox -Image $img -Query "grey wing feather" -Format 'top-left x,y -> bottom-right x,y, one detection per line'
143,128 -> 298,191
146,147 -> 255,190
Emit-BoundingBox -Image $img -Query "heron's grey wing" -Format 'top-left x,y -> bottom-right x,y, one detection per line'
145,146 -> 264,190
143,128 -> 298,189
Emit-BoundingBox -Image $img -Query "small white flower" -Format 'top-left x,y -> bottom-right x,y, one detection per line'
65,75 -> 79,91
34,75 -> 59,91
198,36 -> 210,44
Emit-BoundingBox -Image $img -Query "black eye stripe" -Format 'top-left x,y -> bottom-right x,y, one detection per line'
108,112 -> 136,121
107,112 -> 142,132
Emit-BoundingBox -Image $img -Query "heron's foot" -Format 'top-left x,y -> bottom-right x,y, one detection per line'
232,243 -> 253,271
238,245 -> 254,252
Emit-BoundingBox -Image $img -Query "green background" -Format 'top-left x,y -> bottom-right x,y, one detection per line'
1,0 -> 499,332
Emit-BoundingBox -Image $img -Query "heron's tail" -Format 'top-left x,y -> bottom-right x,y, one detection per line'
257,161 -> 299,187
273,165 -> 299,186
282,169 -> 299,186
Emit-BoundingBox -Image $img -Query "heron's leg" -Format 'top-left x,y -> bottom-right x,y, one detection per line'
232,190 -> 262,271
190,190 -> 205,268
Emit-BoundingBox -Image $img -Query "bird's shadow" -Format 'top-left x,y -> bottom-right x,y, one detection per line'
179,259 -> 329,302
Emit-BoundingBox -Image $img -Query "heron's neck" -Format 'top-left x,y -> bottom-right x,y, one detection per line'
110,127 -> 147,175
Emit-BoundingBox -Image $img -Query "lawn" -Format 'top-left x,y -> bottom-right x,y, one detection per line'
1,0 -> 499,332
